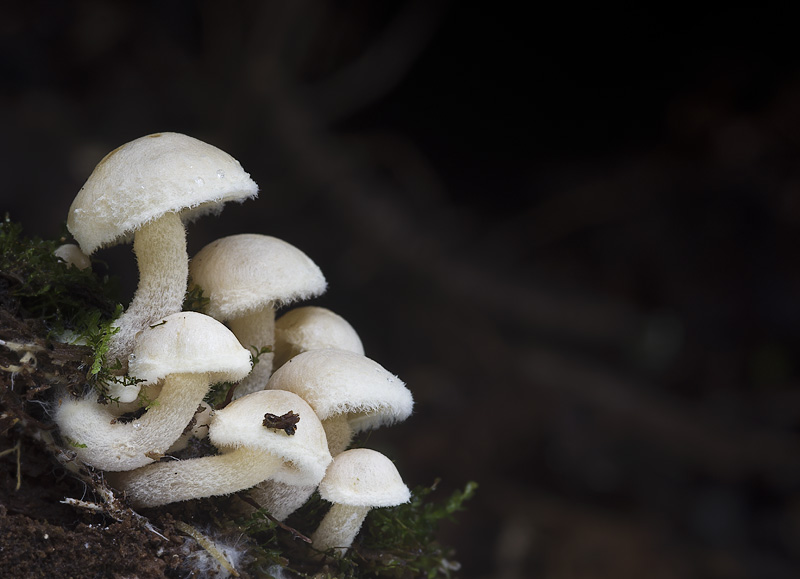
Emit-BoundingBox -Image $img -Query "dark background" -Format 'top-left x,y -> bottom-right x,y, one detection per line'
3,2 -> 800,577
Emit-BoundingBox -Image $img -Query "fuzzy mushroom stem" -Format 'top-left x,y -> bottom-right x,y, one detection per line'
309,448 -> 410,555
106,213 -> 188,371
311,503 -> 372,555
56,312 -> 251,471
321,416 -> 354,457
243,416 -> 349,520
115,447 -> 285,508
56,372 -> 214,471
114,390 -> 332,508
228,305 -> 276,398
68,134 -> 259,372
247,480 -> 317,521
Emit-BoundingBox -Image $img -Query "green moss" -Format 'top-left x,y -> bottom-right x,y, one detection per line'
0,217 -> 132,401
235,481 -> 477,578
237,507 -> 293,572
353,480 -> 477,578
201,346 -> 273,409
203,380 -> 236,408
0,216 -> 118,331
73,306 -> 146,402
182,283 -> 209,313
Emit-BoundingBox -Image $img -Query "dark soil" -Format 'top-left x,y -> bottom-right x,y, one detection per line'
0,483 -> 185,579
0,310 -> 209,578
0,514 -> 165,578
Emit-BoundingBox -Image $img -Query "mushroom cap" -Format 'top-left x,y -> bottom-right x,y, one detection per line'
128,311 -> 252,385
189,234 -> 327,321
266,349 -> 413,433
209,389 -> 332,486
318,448 -> 410,507
274,306 -> 364,368
54,243 -> 91,270
68,132 -> 258,255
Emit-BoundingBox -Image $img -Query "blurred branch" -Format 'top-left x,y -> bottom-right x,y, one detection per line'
230,0 -> 798,493
303,0 -> 447,126
520,344 -> 800,479
245,69 -> 647,350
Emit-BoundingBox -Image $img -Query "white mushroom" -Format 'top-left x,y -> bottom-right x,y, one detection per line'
272,306 -> 364,370
266,349 -> 413,456
113,390 -> 331,508
311,448 -> 410,555
54,243 -> 91,270
189,234 -> 326,399
54,312 -> 251,471
67,133 -> 258,374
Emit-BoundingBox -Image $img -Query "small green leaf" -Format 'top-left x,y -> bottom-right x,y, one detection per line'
63,437 -> 87,449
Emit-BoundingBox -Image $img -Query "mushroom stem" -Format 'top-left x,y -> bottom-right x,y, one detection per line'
228,305 -> 276,399
107,212 -> 188,368
247,480 -> 316,521
321,415 -> 354,456
56,372 -> 211,471
115,447 -> 285,508
311,503 -> 371,555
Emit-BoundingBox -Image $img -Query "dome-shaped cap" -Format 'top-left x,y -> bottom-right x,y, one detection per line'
189,234 -> 327,321
68,133 -> 258,255
266,349 -> 413,433
54,243 -> 91,270
318,448 -> 410,507
209,390 -> 332,486
128,311 -> 252,385
274,306 -> 364,368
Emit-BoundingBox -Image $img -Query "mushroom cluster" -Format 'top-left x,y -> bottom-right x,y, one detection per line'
55,133 -> 414,555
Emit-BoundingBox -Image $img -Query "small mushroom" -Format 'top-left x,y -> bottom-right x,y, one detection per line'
311,448 -> 410,555
54,312 -> 252,471
67,133 -> 258,370
266,349 -> 413,455
189,234 -> 326,399
272,306 -> 364,370
54,243 -> 91,270
113,390 -> 331,508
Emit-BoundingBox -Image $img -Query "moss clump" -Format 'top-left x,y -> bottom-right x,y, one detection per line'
233,480 -> 477,578
0,216 -> 118,330
353,480 -> 478,578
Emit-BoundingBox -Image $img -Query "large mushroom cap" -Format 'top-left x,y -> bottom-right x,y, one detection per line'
209,389 -> 332,486
318,448 -> 410,507
128,311 -> 252,385
68,132 -> 258,255
266,349 -> 413,433
189,234 -> 327,321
